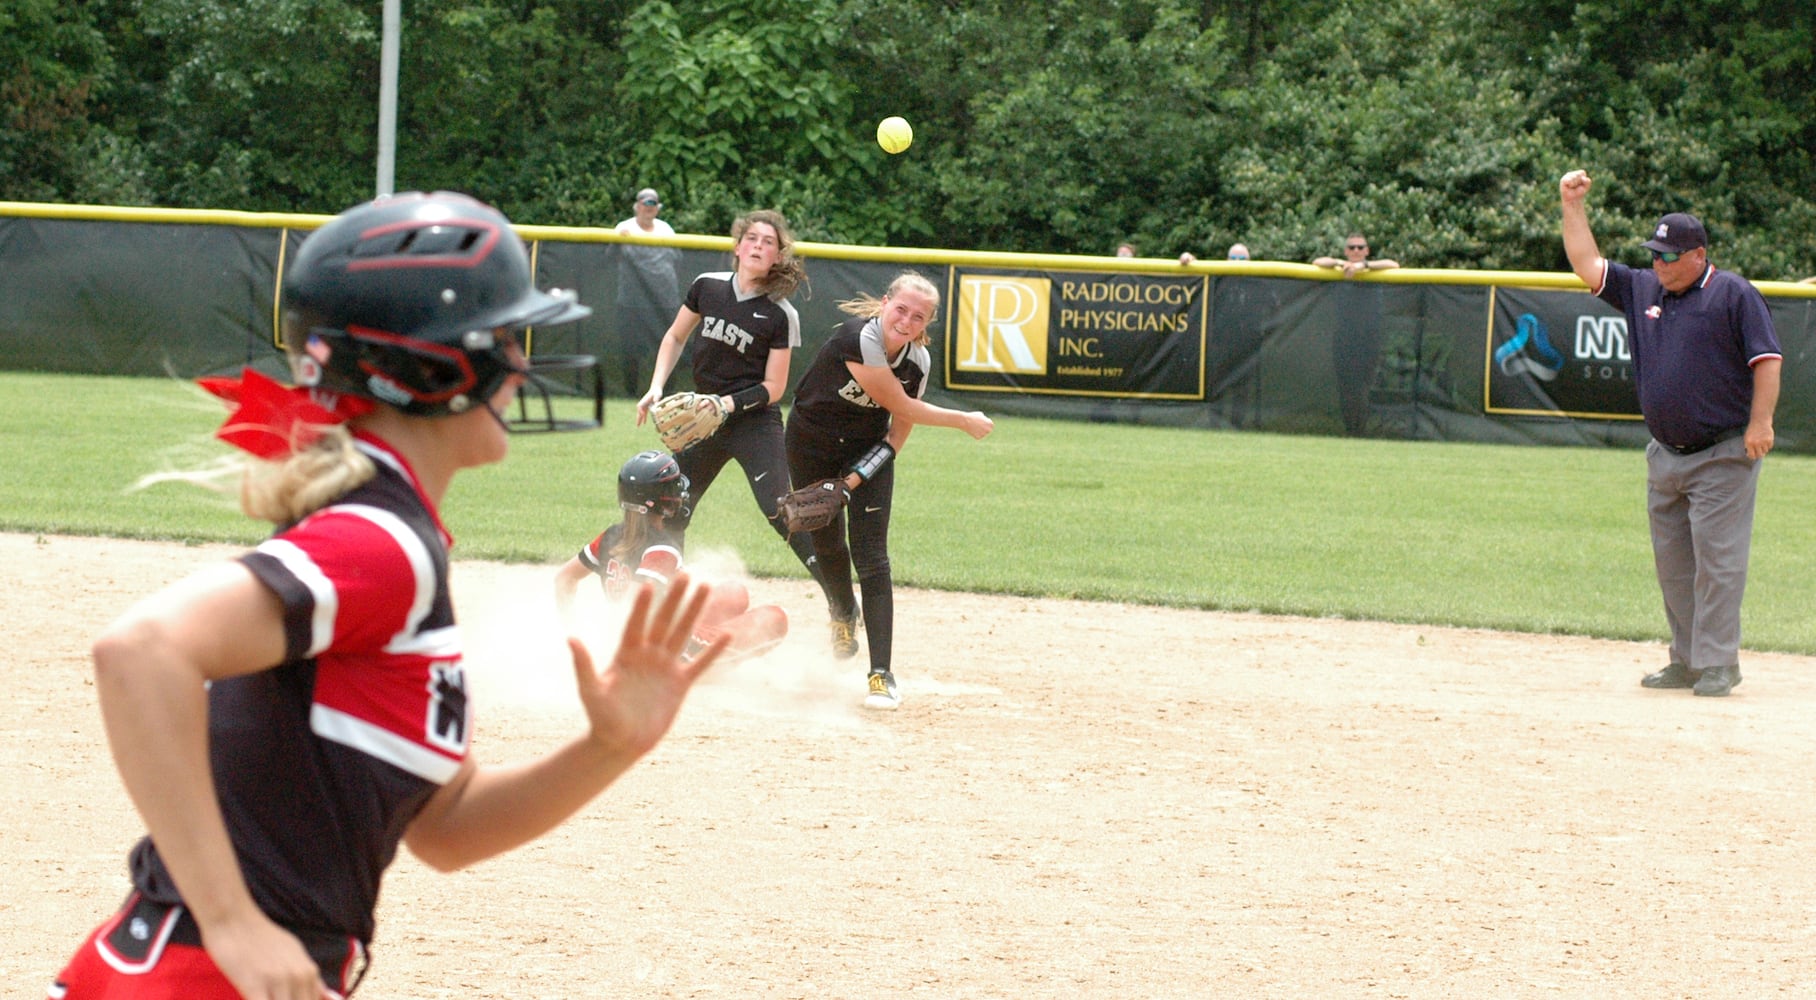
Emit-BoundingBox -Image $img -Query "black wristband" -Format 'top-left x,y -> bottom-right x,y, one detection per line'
730,384 -> 769,412
846,442 -> 896,484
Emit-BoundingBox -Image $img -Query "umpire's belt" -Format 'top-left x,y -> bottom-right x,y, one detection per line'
1659,426 -> 1745,456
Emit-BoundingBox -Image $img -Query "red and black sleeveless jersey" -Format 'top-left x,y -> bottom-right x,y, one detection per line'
789,316 -> 930,444
683,271 -> 801,396
576,522 -> 685,600
128,432 -> 467,946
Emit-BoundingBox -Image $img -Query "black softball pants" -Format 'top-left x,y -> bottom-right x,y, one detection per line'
671,406 -> 821,579
785,418 -> 895,677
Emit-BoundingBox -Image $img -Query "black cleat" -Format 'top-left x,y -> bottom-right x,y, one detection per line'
1640,663 -> 1699,689
1692,665 -> 1740,697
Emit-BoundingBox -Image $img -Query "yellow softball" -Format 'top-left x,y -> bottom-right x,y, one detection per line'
877,116 -> 913,155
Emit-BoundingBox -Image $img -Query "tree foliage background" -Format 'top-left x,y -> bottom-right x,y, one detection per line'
6,0 -> 1814,278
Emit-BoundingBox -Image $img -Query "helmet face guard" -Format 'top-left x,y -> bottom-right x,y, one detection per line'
618,450 -> 690,518
296,324 -> 526,414
282,191 -> 590,417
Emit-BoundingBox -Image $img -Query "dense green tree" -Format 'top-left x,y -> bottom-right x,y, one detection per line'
1175,1 -> 1566,268
125,0 -> 377,210
0,0 -> 149,203
389,2 -> 624,224
8,0 -> 1815,276
606,0 -> 881,241
1487,0 -> 1816,278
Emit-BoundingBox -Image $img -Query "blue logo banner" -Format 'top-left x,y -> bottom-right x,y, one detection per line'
1486,288 -> 1641,420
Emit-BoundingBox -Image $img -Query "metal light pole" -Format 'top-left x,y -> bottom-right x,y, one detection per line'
376,0 -> 400,196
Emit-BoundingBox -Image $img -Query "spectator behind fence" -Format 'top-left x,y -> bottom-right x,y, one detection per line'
614,188 -> 682,396
1180,243 -> 1251,266
1314,232 -> 1397,435
616,187 -> 674,238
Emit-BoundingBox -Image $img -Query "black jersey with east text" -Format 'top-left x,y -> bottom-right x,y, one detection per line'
684,271 -> 801,396
790,316 -> 931,444
128,432 -> 469,946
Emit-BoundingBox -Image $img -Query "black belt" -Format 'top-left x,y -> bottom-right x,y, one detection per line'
1659,426 -> 1745,456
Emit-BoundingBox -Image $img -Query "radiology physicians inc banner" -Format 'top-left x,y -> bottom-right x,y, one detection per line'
941,268 -> 1206,400
1485,286 -> 1642,421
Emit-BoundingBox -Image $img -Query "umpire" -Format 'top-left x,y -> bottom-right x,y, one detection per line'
1559,169 -> 1783,697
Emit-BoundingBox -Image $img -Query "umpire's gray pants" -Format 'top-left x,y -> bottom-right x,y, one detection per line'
1646,436 -> 1762,671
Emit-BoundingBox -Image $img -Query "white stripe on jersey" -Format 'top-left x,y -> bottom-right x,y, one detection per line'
332,503 -> 439,653
396,623 -> 461,659
259,503 -> 440,657
254,538 -> 339,658
634,543 -> 683,588
721,271 -> 802,347
311,703 -> 463,783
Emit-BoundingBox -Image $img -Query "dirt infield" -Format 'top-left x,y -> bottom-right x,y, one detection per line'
6,531 -> 1816,998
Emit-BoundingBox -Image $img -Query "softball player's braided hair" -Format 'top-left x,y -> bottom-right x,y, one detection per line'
836,271 -> 940,346
732,209 -> 810,300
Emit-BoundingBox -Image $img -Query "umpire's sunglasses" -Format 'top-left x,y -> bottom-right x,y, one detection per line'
1649,248 -> 1686,263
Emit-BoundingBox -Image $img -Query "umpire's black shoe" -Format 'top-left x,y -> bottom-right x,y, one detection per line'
1693,664 -> 1741,697
1640,663 -> 1699,689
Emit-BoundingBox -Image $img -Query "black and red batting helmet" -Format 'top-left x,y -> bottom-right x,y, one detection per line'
618,450 -> 690,518
281,191 -> 590,417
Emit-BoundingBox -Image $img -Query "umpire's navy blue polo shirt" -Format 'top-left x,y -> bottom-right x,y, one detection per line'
1595,260 -> 1782,449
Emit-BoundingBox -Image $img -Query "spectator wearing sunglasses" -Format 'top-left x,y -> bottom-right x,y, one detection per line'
1313,233 -> 1398,278
1559,168 -> 1782,698
617,187 -> 674,237
1312,232 -> 1398,435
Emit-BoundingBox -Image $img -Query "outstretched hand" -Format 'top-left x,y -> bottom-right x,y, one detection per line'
570,574 -> 727,760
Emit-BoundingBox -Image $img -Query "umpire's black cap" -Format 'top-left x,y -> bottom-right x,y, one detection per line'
1642,212 -> 1707,253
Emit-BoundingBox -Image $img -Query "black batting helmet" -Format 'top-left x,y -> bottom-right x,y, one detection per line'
618,450 -> 690,518
281,191 -> 591,417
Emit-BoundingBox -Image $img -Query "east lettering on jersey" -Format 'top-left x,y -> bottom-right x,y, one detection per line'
683,271 -> 801,396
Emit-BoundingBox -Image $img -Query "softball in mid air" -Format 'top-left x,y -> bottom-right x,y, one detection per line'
877,116 -> 913,155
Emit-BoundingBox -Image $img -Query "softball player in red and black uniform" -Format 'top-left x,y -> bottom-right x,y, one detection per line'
635,210 -> 821,582
50,193 -> 725,999
554,450 -> 788,663
785,272 -> 994,709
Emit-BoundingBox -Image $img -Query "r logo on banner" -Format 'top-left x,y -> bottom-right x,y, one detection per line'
956,276 -> 1049,375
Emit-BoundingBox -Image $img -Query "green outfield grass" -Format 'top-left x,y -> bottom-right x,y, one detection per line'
6,372 -> 1815,654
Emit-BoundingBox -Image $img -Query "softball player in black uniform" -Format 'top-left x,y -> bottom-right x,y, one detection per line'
785,272 -> 994,709
50,193 -> 725,999
635,209 -> 821,581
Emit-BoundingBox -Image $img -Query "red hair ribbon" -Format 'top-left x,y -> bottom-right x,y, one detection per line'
197,368 -> 375,460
